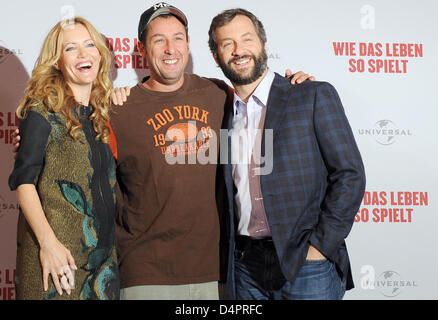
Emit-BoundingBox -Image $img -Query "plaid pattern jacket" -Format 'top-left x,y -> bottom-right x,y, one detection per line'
220,73 -> 366,299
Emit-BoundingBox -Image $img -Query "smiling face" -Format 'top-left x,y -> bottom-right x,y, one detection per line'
56,23 -> 101,93
214,15 -> 267,86
140,15 -> 190,90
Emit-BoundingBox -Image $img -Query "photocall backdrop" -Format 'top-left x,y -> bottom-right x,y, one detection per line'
0,0 -> 436,300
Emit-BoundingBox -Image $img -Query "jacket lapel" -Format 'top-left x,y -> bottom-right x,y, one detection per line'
261,73 -> 292,153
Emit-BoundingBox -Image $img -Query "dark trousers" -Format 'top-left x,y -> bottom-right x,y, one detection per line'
234,235 -> 346,300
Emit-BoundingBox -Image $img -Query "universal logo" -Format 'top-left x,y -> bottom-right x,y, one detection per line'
360,265 -> 418,298
0,40 -> 24,64
358,120 -> 412,145
0,195 -> 19,219
267,52 -> 280,60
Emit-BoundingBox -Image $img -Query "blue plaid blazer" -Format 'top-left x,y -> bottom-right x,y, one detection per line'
219,73 -> 366,299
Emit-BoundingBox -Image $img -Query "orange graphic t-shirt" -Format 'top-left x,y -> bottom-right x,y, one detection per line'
109,74 -> 230,288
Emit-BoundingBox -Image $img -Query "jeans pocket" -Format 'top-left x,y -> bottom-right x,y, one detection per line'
288,260 -> 341,299
299,258 -> 332,278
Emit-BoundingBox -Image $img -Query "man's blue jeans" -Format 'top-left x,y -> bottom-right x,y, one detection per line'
234,237 -> 346,300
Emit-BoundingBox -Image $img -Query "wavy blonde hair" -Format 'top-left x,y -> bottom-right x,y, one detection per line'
17,17 -> 112,143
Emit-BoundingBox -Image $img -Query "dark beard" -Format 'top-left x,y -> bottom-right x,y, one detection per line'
217,50 -> 268,85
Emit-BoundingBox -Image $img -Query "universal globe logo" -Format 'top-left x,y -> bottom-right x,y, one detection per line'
373,120 -> 397,145
358,120 -> 412,145
377,271 -> 403,297
360,265 -> 418,298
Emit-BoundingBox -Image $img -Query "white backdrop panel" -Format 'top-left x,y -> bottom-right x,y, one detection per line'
0,0 -> 437,300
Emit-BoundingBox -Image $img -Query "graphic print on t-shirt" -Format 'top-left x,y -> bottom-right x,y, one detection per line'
146,105 -> 216,163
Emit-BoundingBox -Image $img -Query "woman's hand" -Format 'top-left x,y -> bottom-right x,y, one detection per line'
111,86 -> 131,106
39,236 -> 77,296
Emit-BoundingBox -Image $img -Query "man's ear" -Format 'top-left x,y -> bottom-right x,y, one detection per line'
138,41 -> 147,59
212,52 -> 219,67
187,35 -> 191,55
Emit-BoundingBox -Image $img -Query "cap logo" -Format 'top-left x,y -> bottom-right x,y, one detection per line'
153,2 -> 170,11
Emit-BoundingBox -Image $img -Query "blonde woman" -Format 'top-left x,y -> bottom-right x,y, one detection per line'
8,17 -> 119,300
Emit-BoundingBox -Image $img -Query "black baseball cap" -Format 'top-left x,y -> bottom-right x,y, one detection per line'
138,2 -> 188,41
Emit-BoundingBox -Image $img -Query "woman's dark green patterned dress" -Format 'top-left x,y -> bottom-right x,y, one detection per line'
9,105 -> 120,300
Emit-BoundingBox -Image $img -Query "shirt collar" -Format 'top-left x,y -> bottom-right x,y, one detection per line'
252,68 -> 275,106
233,68 -> 275,115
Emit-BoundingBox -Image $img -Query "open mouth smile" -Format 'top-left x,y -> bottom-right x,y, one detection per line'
163,59 -> 178,65
230,55 -> 253,69
75,61 -> 93,71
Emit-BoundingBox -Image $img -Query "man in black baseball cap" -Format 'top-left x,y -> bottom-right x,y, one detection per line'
134,2 -> 191,91
114,2 -> 227,300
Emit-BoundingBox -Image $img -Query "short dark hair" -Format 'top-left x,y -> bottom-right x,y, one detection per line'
208,8 -> 267,57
